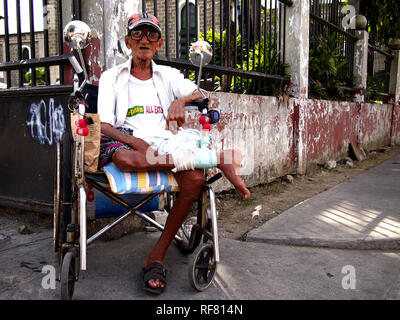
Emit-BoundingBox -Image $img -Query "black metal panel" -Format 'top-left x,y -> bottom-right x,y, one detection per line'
0,86 -> 73,213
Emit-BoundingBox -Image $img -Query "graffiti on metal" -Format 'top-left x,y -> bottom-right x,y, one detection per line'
26,98 -> 66,146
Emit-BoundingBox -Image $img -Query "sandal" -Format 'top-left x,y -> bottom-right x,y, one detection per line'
141,262 -> 167,295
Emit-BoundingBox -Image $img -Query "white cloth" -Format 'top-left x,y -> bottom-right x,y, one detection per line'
135,127 -> 201,156
97,57 -> 197,128
136,128 -> 204,173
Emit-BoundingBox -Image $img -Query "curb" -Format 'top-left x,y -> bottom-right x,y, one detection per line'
245,235 -> 400,250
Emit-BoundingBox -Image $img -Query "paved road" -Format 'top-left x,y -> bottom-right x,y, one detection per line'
1,155 -> 399,301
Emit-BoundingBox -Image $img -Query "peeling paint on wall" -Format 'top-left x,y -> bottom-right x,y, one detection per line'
186,92 -> 399,192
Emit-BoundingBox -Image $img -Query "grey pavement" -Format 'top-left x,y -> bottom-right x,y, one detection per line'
247,154 -> 400,250
1,154 -> 400,300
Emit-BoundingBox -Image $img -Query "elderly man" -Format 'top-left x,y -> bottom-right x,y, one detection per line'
97,12 -> 250,294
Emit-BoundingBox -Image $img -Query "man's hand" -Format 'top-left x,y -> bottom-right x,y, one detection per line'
166,98 -> 185,130
166,89 -> 207,131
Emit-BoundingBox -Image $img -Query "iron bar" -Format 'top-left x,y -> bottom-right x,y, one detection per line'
43,0 -> 50,85
240,0 -> 244,89
29,0 -> 36,86
72,0 -> 81,20
246,0 -> 250,91
58,0 -> 64,84
227,0 -> 231,72
0,55 -> 75,72
154,57 -> 289,82
154,0 -> 158,16
165,0 -> 169,58
195,0 -> 198,41
234,0 -> 238,91
204,0 -> 207,35
274,0 -> 278,74
212,0 -> 215,64
220,0 -> 223,67
16,0 -> 23,87
257,0 -> 261,73
368,44 -> 394,59
186,0 -> 189,58
283,2 -> 287,76
310,13 -> 358,41
3,0 -> 11,87
268,0 -> 272,74
0,84 -> 73,97
175,0 -> 179,58
278,0 -> 293,6
278,1 -> 282,75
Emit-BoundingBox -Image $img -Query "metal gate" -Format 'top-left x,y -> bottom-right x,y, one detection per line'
0,0 -> 81,213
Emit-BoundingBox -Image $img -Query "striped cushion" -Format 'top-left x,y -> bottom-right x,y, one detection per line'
103,162 -> 179,195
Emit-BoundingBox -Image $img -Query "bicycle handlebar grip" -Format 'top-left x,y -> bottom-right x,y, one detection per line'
184,98 -> 209,111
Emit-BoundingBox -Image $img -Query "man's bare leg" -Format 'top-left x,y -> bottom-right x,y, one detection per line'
143,169 -> 205,289
111,148 -> 250,289
217,149 -> 251,200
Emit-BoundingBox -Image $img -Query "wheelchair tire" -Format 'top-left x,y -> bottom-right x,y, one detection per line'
60,251 -> 78,300
188,243 -> 217,291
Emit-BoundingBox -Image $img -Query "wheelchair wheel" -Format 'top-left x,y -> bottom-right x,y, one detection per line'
189,243 -> 217,291
60,250 -> 78,300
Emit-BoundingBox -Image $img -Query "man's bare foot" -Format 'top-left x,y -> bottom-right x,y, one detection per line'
143,260 -> 166,290
217,149 -> 251,200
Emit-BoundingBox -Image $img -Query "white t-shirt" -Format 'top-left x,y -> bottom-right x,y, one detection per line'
123,75 -> 166,133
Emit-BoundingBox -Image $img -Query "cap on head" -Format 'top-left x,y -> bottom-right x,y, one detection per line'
127,12 -> 162,34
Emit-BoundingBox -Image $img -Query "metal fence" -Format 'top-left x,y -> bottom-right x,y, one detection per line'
366,43 -> 394,102
309,0 -> 357,98
0,0 -> 81,89
143,0 -> 292,95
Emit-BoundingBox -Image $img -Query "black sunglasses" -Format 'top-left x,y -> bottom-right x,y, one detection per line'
129,30 -> 161,42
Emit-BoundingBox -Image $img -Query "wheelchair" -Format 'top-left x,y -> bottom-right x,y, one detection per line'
54,21 -> 222,300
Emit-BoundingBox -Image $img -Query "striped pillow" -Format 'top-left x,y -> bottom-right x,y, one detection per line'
103,162 -> 179,195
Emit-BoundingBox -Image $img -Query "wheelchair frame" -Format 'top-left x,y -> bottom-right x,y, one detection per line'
53,82 -> 222,300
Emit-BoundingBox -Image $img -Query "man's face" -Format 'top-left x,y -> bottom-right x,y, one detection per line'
125,26 -> 163,63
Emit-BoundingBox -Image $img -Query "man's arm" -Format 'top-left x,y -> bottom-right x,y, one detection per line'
166,89 -> 207,130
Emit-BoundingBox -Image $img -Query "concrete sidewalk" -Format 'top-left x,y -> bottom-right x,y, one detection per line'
247,154 -> 400,250
1,154 -> 400,300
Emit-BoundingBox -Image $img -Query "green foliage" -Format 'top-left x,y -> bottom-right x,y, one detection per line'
360,0 -> 400,45
308,33 -> 354,101
366,75 -> 386,104
197,28 -> 289,96
24,67 -> 46,86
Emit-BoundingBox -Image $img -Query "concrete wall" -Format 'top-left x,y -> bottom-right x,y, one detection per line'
198,93 -> 400,192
